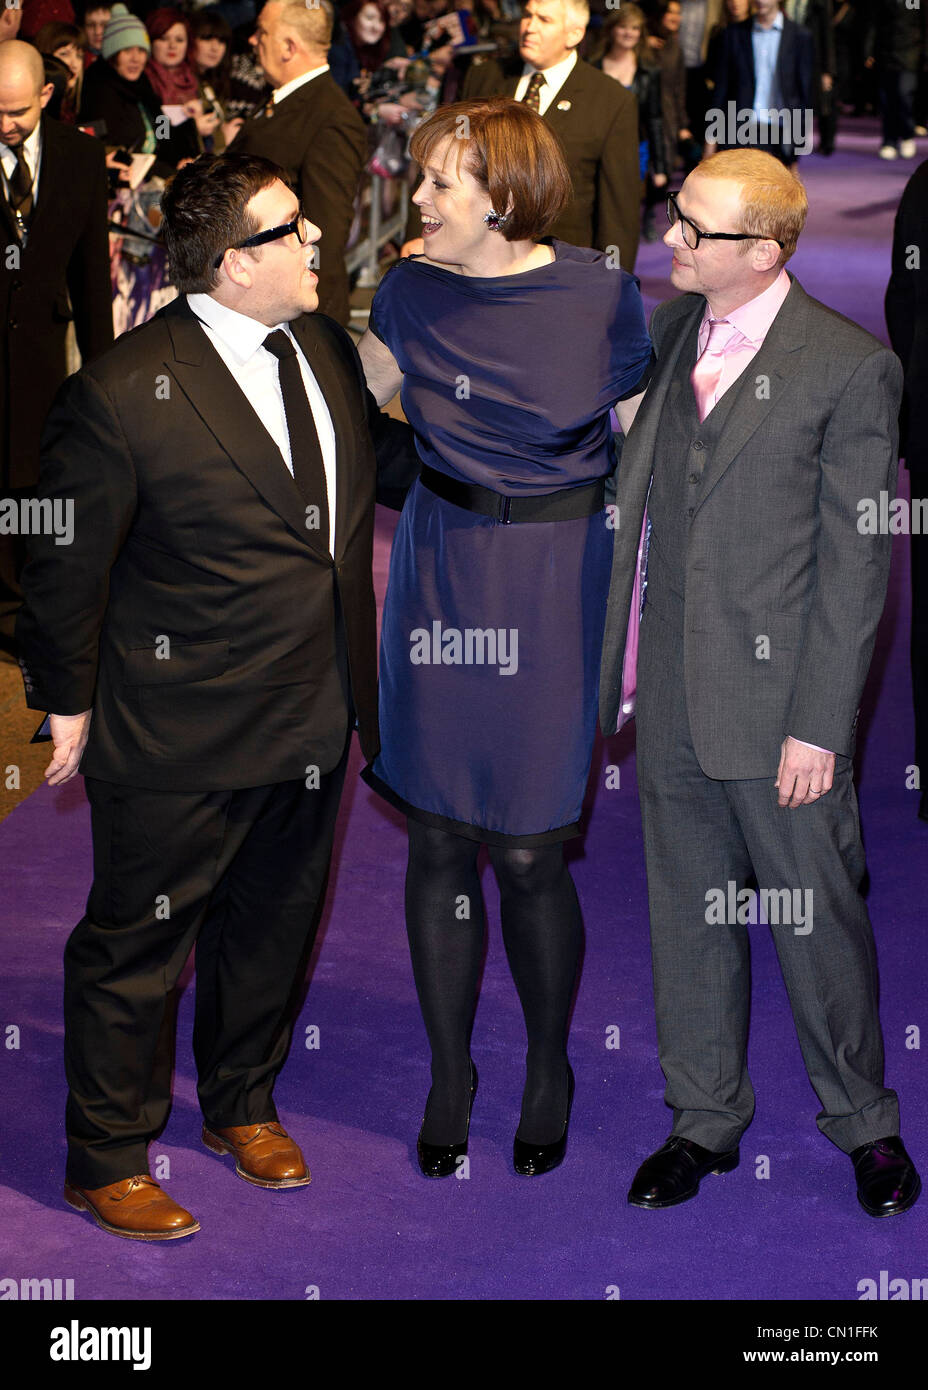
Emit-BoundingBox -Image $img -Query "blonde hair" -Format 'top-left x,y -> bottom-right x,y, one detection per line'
693,148 -> 808,264
276,0 -> 334,52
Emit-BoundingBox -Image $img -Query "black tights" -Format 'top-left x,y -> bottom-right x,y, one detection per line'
405,820 -> 583,1145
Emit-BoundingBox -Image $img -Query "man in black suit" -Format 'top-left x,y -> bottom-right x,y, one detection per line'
230,0 -> 366,327
16,152 -> 417,1241
458,0 -> 641,270
0,40 -> 112,657
708,0 -> 814,165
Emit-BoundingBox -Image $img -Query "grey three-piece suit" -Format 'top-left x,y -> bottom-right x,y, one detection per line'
600,275 -> 903,1154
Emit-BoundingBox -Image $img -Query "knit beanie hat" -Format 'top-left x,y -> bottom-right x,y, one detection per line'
101,5 -> 152,59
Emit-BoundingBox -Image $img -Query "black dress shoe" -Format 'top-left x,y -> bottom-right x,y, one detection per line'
513,1065 -> 574,1177
851,1136 -> 921,1217
416,1064 -> 477,1178
628,1135 -> 739,1208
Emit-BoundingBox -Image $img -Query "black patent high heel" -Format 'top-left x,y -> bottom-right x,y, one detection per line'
416,1063 -> 478,1178
513,1064 -> 574,1177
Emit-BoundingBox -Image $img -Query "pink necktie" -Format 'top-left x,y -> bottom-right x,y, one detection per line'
691,318 -> 744,422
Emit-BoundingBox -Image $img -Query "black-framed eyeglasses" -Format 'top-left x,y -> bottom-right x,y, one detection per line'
666,192 -> 784,251
213,210 -> 311,268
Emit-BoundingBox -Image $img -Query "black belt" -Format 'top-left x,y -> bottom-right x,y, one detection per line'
419,465 -> 605,524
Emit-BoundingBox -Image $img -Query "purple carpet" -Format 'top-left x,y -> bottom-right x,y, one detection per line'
1,119 -> 926,1301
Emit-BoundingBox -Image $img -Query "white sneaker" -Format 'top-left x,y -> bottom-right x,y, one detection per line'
900,139 -> 918,158
880,144 -> 899,159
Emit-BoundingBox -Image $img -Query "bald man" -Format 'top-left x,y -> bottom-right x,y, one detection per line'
229,0 -> 366,327
0,39 -> 112,658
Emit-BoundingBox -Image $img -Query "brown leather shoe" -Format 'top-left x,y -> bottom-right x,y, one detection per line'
201,1121 -> 311,1188
63,1175 -> 199,1241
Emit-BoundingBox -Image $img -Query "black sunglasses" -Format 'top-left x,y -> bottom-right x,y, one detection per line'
213,210 -> 310,269
666,192 -> 785,251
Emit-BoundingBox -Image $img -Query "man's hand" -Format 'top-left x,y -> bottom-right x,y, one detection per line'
775,735 -> 835,808
46,711 -> 92,787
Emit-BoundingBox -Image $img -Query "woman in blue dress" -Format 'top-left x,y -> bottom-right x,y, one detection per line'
358,97 -> 651,1178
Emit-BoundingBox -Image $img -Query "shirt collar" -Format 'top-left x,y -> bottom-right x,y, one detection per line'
0,122 -> 42,172
273,64 -> 330,105
699,267 -> 792,349
187,292 -> 292,365
753,10 -> 785,31
521,49 -> 577,88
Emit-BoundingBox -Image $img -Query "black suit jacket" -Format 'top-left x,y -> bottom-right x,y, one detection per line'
16,297 -> 419,791
712,17 -> 814,140
886,154 -> 928,473
0,116 -> 113,490
461,56 -> 641,272
230,74 -> 367,328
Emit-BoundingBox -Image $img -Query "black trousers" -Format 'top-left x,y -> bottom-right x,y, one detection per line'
64,744 -> 350,1188
0,487 -> 29,655
911,470 -> 928,788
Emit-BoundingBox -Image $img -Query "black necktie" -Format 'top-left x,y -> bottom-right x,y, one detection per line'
263,329 -> 330,550
8,146 -> 34,229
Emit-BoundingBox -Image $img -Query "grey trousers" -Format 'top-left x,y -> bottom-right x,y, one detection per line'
635,607 -> 900,1155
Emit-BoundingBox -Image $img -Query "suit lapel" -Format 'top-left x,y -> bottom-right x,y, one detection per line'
162,298 -> 327,557
623,297 -> 703,475
694,275 -> 809,512
30,114 -> 58,226
290,313 -> 358,564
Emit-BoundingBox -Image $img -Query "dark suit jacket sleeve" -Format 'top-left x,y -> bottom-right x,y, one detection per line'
791,20 -> 815,111
16,370 -> 138,716
597,85 -> 641,272
300,106 -> 366,283
66,138 -> 115,366
322,315 -> 421,509
785,348 -> 902,753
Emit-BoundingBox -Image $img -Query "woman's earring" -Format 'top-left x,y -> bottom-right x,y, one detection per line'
483,210 -> 510,231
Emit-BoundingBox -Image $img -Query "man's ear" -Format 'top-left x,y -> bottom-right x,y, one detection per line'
38,82 -> 56,110
220,247 -> 256,290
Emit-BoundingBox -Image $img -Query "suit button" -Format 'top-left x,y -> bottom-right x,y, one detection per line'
688,473 -> 699,484
686,507 -> 695,518
8,318 -> 17,329
692,440 -> 704,451
11,279 -> 22,291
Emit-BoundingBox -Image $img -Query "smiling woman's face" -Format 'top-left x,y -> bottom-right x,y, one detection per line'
412,136 -> 498,265
114,45 -> 148,81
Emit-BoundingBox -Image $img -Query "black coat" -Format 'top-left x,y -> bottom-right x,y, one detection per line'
461,56 -> 642,271
0,115 -> 113,490
594,58 -> 666,179
16,297 -> 420,789
77,57 -> 199,175
230,74 -> 367,328
712,17 -> 814,133
886,155 -> 928,472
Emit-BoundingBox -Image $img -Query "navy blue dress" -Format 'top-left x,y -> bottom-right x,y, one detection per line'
362,240 -> 652,845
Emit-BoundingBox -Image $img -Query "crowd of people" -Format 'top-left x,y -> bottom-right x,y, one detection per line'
1,0 -> 926,326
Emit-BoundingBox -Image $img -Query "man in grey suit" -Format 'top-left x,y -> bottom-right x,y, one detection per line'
600,149 -> 920,1217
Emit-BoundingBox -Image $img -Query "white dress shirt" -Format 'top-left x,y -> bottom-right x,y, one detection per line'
272,64 -> 331,106
187,292 -> 338,557
0,123 -> 43,224
514,50 -> 577,116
